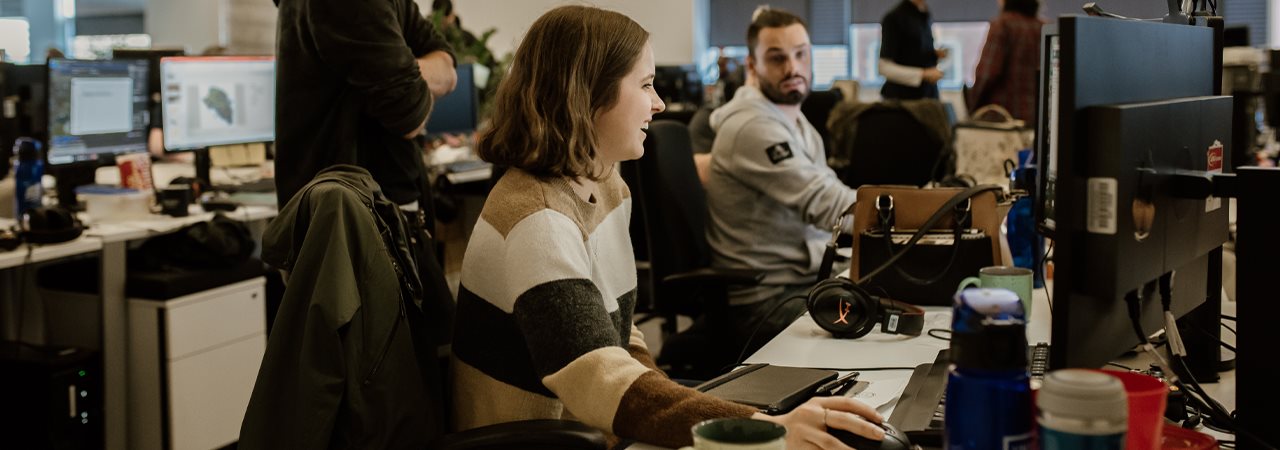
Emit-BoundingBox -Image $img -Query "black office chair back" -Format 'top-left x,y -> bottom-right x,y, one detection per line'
635,120 -> 712,316
801,89 -> 844,150
839,105 -> 947,189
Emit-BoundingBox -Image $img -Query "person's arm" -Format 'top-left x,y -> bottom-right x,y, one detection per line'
305,0 -> 439,139
879,58 -> 926,87
403,0 -> 458,99
715,117 -> 858,229
970,18 -> 1008,110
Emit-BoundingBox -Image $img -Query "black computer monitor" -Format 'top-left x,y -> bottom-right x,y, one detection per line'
111,48 -> 186,126
159,56 -> 275,151
425,63 -> 477,135
1,63 -> 49,153
654,65 -> 703,110
1034,16 -> 1229,372
46,58 -> 150,166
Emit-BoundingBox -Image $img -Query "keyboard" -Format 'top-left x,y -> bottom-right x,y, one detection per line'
216,178 -> 276,193
892,344 -> 1052,432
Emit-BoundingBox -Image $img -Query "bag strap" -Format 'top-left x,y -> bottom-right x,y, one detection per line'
878,197 -> 972,286
860,184 -> 1002,283
970,104 -> 1015,124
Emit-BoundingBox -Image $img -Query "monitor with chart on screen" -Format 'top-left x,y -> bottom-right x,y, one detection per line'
160,56 -> 275,151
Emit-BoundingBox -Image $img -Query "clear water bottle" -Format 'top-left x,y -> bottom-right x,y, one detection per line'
945,287 -> 1033,450
13,137 -> 44,221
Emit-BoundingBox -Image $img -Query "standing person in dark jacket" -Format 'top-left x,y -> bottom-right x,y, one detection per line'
878,0 -> 947,100
270,0 -> 458,440
970,0 -> 1046,128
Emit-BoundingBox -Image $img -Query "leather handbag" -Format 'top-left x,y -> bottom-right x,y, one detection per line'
850,185 -> 1008,306
952,105 -> 1034,189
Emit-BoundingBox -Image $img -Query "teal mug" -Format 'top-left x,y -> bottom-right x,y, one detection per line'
678,418 -> 787,450
957,266 -> 1034,316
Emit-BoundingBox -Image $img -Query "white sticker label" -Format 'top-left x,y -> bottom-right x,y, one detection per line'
1087,177 -> 1118,235
887,314 -> 900,332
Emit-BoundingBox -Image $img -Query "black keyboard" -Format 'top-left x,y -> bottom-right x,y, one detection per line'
216,178 -> 276,193
1030,342 -> 1051,384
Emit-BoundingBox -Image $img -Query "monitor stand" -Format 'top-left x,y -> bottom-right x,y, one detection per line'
194,148 -> 212,190
50,163 -> 97,210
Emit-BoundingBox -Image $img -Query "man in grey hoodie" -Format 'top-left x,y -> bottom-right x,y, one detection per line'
704,7 -> 858,355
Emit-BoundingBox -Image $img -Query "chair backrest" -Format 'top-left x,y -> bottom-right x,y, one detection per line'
801,89 -> 845,149
634,120 -> 711,302
840,104 -> 947,189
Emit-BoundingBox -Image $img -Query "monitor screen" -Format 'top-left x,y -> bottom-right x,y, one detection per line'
160,56 -> 275,151
425,63 -> 477,135
46,58 -> 150,165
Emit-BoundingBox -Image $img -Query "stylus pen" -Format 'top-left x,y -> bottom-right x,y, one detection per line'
814,371 -> 860,397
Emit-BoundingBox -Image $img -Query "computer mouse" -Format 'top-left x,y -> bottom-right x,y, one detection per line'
829,421 -> 912,450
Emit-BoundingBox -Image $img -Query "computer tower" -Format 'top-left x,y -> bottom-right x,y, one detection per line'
0,343 -> 102,449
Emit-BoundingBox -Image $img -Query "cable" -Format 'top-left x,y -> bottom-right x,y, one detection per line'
734,293 -> 809,367
1040,240 -> 1054,313
926,328 -> 951,341
1221,314 -> 1236,322
1222,322 -> 1236,336
1106,362 -> 1137,371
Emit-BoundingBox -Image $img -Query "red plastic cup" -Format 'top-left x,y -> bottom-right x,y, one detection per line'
1098,369 -> 1168,450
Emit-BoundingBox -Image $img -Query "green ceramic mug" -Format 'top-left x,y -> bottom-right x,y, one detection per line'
958,266 -> 1034,315
678,418 -> 787,450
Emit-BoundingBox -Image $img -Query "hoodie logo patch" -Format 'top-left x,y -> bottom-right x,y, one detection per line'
765,142 -> 794,165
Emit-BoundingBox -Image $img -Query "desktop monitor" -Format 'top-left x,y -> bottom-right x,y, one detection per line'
160,56 -> 275,151
425,63 -> 477,135
1034,16 -> 1229,371
46,58 -> 150,166
654,65 -> 703,110
2,63 -> 49,153
112,48 -> 186,125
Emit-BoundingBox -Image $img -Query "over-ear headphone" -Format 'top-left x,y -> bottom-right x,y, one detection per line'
23,206 -> 84,245
807,277 -> 925,339
806,213 -> 924,339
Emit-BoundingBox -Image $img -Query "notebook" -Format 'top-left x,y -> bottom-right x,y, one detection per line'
696,364 -> 838,414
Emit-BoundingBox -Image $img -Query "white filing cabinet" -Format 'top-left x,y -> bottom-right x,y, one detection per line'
127,277 -> 267,450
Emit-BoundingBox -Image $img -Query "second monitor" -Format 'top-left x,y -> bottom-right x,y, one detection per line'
160,56 -> 275,151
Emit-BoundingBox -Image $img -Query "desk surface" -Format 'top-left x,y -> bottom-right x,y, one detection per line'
0,234 -> 102,270
631,276 -> 1237,449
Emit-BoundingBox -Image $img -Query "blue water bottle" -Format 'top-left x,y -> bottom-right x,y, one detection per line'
13,137 -> 44,220
1007,149 -> 1044,288
945,288 -> 1033,450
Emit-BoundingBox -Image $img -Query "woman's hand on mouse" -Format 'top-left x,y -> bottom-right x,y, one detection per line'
753,396 -> 885,449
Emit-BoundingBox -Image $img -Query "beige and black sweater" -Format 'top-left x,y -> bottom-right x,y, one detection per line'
450,168 -> 755,448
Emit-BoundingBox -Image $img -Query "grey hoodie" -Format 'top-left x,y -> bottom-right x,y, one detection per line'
705,86 -> 858,305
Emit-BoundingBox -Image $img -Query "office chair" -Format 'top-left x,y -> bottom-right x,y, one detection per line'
830,101 -> 951,189
628,120 -> 763,378
801,89 -> 845,151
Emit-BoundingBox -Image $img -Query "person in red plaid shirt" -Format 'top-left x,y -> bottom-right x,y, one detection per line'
970,0 -> 1047,128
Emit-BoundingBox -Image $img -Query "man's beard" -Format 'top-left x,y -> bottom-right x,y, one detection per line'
760,76 -> 808,105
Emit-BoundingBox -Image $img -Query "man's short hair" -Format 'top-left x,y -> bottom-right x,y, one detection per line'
433,0 -> 453,16
747,6 -> 808,53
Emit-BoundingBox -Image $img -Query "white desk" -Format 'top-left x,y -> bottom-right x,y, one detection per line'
631,278 -> 1237,449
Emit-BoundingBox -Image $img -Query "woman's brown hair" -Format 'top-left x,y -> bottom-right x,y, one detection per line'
476,5 -> 649,181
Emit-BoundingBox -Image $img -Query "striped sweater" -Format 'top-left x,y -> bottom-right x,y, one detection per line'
450,168 -> 756,448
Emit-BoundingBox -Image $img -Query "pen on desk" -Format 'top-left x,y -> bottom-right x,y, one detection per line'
814,371 -> 860,396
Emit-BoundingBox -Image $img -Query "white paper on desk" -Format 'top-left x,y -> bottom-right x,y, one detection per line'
851,377 -> 910,410
745,309 -> 952,369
